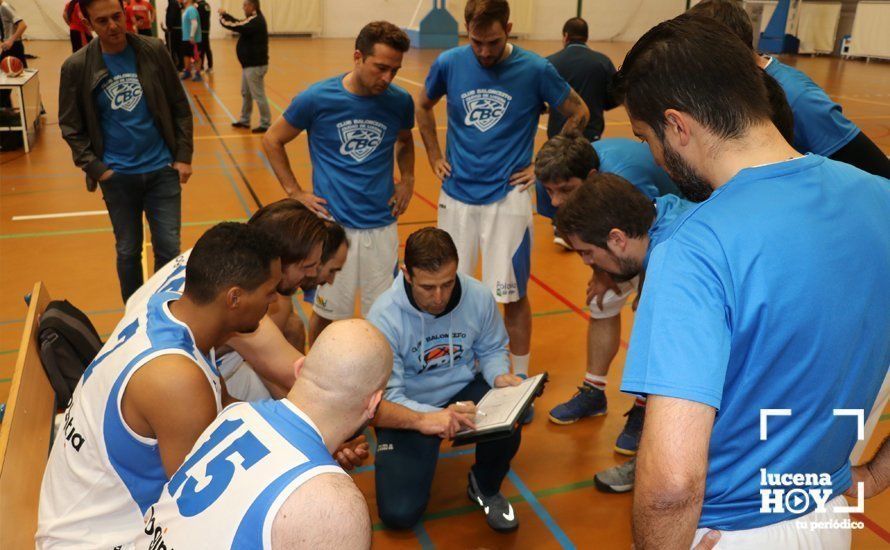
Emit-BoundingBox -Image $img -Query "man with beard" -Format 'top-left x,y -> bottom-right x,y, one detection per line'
124,199 -> 326,402
138,320 -> 392,550
368,228 -> 525,532
416,0 -> 589,386
263,21 -> 415,347
37,223 -> 282,549
688,0 -> 890,178
607,15 -> 890,548
534,134 -> 682,456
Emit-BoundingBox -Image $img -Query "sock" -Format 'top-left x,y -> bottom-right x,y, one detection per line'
584,373 -> 608,391
635,396 -> 647,408
511,353 -> 530,376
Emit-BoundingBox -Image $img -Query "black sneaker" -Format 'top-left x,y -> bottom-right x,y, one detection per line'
251,126 -> 269,134
231,121 -> 250,129
467,470 -> 518,532
614,403 -> 645,455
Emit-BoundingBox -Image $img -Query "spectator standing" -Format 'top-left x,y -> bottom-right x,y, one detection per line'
219,0 -> 270,132
63,0 -> 92,52
59,0 -> 193,303
180,0 -> 202,81
126,0 -> 155,37
197,0 -> 213,72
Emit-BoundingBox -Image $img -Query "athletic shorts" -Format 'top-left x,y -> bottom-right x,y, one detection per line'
851,368 -> 890,464
587,277 -> 638,320
313,222 -> 398,320
438,187 -> 533,304
216,351 -> 272,402
692,495 -> 851,549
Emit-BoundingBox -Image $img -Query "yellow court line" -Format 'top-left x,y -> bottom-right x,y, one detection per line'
194,133 -> 265,141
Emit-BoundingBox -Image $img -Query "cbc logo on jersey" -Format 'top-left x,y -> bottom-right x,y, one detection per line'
103,74 -> 144,112
461,89 -> 511,132
337,119 -> 386,162
758,408 -> 865,527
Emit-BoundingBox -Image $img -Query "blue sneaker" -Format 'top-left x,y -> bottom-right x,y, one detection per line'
614,403 -> 645,455
191,73 -> 203,82
180,70 -> 191,80
548,385 -> 607,425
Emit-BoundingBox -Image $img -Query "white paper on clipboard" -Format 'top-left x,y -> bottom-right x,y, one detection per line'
456,373 -> 546,435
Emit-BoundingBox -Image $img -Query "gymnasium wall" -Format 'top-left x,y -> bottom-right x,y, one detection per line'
20,0 -> 684,42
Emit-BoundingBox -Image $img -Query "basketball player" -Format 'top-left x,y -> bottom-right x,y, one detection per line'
416,0 -> 589,383
368,228 -> 525,532
612,15 -> 890,547
125,199 -> 327,402
534,135 -> 679,454
37,223 -> 282,549
139,320 -> 393,549
689,0 -> 890,178
263,21 -> 415,347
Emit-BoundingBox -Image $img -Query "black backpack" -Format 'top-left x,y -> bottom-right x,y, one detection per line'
38,301 -> 103,408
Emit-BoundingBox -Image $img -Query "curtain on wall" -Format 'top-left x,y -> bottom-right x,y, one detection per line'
797,2 -> 841,54
849,1 -> 890,58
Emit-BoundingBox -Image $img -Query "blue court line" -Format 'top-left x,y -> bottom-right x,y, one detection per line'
202,79 -> 237,122
215,151 -> 253,217
289,294 -> 310,331
507,470 -> 574,549
255,149 -> 274,175
412,522 -> 435,550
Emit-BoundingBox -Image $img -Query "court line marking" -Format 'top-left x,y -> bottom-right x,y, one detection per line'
0,218 -> 245,241
507,470 -> 575,549
12,210 -> 107,221
394,75 -> 424,88
215,150 -> 253,217
200,79 -> 238,122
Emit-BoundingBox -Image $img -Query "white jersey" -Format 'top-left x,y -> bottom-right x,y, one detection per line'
126,250 -> 192,315
37,274 -> 222,548
140,400 -> 345,549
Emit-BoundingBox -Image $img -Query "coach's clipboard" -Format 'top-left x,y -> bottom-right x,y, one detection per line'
451,372 -> 548,446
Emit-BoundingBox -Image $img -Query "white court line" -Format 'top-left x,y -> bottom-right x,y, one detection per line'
395,76 -> 424,88
12,210 -> 107,221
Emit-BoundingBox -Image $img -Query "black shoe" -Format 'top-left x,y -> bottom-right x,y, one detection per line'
251,126 -> 269,134
231,121 -> 250,129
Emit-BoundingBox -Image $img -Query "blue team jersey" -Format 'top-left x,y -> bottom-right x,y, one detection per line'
643,194 -> 694,270
283,75 -> 414,229
96,45 -> 172,174
536,138 -> 679,219
764,58 -> 859,156
426,45 -> 570,205
622,155 -> 890,530
140,399 -> 344,549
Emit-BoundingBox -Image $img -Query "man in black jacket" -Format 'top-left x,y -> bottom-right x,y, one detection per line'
197,0 -> 213,72
220,0 -> 270,133
545,17 -> 616,141
60,0 -> 193,302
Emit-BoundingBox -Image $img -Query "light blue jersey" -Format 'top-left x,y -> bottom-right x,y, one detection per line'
764,58 -> 859,156
426,45 -> 570,205
622,155 -> 890,530
643,194 -> 695,270
367,272 -> 510,412
37,273 -> 222,549
181,4 -> 202,43
536,138 -> 679,219
283,75 -> 414,229
140,400 -> 344,549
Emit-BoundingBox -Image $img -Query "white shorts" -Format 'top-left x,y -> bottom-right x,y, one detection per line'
587,277 -> 638,319
313,222 -> 399,320
438,187 -> 533,304
851,367 -> 890,464
692,495 -> 851,549
216,351 -> 272,402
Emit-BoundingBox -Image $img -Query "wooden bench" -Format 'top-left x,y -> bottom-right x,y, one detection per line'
0,282 -> 55,548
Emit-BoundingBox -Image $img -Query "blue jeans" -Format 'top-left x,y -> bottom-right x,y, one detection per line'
99,165 -> 181,302
374,375 -> 523,529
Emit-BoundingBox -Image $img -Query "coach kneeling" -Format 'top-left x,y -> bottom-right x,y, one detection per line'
368,228 -> 524,533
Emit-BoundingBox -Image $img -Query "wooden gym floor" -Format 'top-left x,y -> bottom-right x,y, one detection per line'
0,37 -> 888,548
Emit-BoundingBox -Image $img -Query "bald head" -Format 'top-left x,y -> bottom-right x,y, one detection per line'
293,319 -> 393,410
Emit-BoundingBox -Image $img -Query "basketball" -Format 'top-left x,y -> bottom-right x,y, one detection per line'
0,56 -> 23,77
